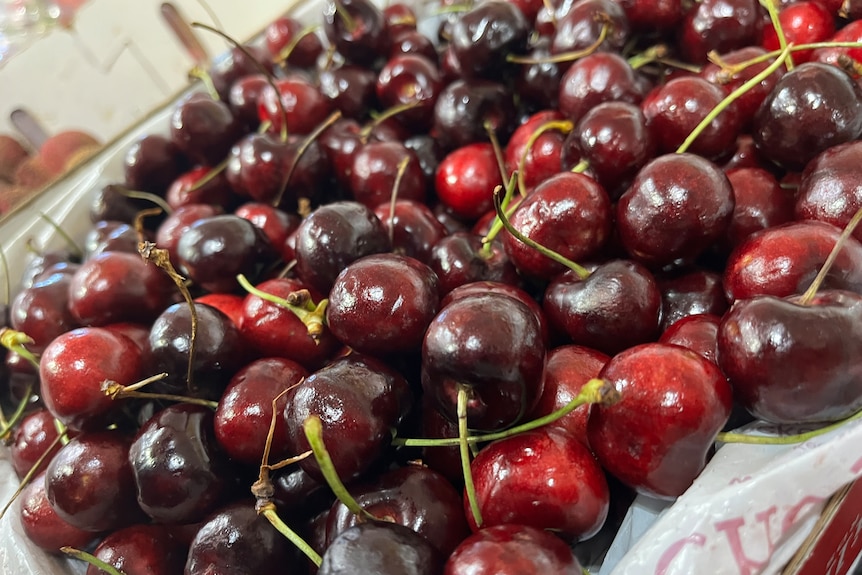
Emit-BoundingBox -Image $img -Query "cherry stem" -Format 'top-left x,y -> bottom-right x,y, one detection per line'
360,102 -> 421,143
570,159 -> 590,174
101,373 -> 219,410
0,430 -> 65,520
480,172 -> 521,255
61,547 -> 126,575
627,44 -> 669,70
274,24 -> 320,66
259,502 -> 323,567
139,240 -> 198,391
188,66 -> 221,101
115,187 -> 173,215
253,386 -> 295,504
675,44 -> 791,156
708,41 -> 862,81
492,186 -> 592,279
333,0 -> 357,33
54,418 -> 69,446
274,109 -> 343,208
192,21 -> 290,141
484,119 -> 509,187
0,328 -> 41,370
0,382 -> 34,441
186,156 -> 229,193
433,2 -> 473,15
387,156 -> 411,246
236,274 -> 328,340
518,120 -> 573,197
507,22 -> 608,64
798,206 -> 862,305
717,408 -> 862,445
760,0 -> 794,71
395,378 -> 619,448
38,212 -> 83,261
303,415 -> 378,522
458,386 -> 483,529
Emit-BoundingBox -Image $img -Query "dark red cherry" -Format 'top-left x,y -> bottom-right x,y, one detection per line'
257,77 -> 334,136
448,0 -> 529,79
376,54 -> 442,131
642,75 -> 741,160
320,521 -> 444,575
265,16 -> 324,68
658,269 -> 728,331
327,253 -> 439,356
20,471 -> 95,553
319,64 -> 379,120
383,2 -> 418,36
207,45 -> 270,102
389,28 -> 437,62
10,270 -> 78,349
235,202 -> 300,256
323,0 -> 389,66
504,171 -> 612,280
294,201 -> 391,294
225,132 -> 293,203
123,134 -> 187,195
373,199 -> 448,263
349,141 -> 427,207
543,260 -> 662,355
40,327 -> 142,430
82,220 -> 144,257
614,0 -> 684,30
752,62 -> 862,171
214,357 -> 309,465
677,0 -> 764,63
433,79 -> 517,151
514,38 -> 563,112
422,292 -> 545,431
725,167 -> 794,248
558,52 -> 644,124
551,0 -> 630,58
165,166 -> 234,211
428,232 -> 520,296
86,524 -> 187,575
284,354 -> 412,483
660,312 -> 721,365
504,110 -> 567,192
795,141 -> 862,241
228,74 -> 269,130
325,465 -> 469,555
185,501 -> 293,575
445,524 -> 583,574
170,93 -> 242,167
617,153 -> 734,268
10,408 -> 65,479
45,430 -> 142,532
468,426 -> 609,541
129,403 -> 233,524
155,203 -> 223,266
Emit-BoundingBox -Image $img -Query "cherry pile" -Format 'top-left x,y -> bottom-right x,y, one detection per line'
4,0 -> 862,573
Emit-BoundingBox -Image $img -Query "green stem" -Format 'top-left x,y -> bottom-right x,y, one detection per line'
61,547 -> 126,575
507,23 -> 608,64
188,66 -> 221,101
675,45 -> 791,155
395,378 -> 618,448
458,386 -> 483,528
237,274 -> 328,340
115,188 -> 173,215
717,409 -> 862,445
570,159 -> 590,174
275,110 -> 342,208
484,119 -> 509,188
0,383 -> 33,440
0,329 -> 40,370
303,415 -> 377,522
798,206 -> 862,305
274,24 -> 320,65
481,172 -> 520,255
260,504 -> 323,566
491,186 -> 592,280
760,0 -> 794,71
39,212 -> 83,260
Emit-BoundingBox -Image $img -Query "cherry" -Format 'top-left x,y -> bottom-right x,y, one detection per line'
812,19 -> 862,78
514,38 -> 563,112
659,313 -> 722,364
89,184 -> 157,226
265,16 -> 324,68
642,75 -> 741,160
376,54 -> 443,131
176,214 -> 278,294
448,0 -> 529,79
207,44 -> 271,103
435,143 -> 503,221
503,171 -> 612,280
123,134 -> 187,195
10,408 -> 65,478
657,269 -> 728,331
796,141 -> 862,241
550,0 -> 630,58
433,79 -> 517,151
616,153 -> 735,268
323,0 -> 389,67
529,345 -> 609,446
184,501 -> 293,574
564,101 -> 654,199
504,110 -> 568,192
543,259 -> 662,355
257,77 -> 334,137
588,343 -> 732,498
19,471 -> 95,553
214,357 -> 309,465
239,277 -> 340,370
129,403 -> 233,524
165,166 -> 235,210
719,290 -> 862,424
677,0 -> 764,63
170,93 -> 242,167
85,524 -> 187,575
10,270 -> 78,349
349,141 -> 427,207
271,463 -> 329,516
325,464 -> 469,555
752,62 -> 862,171
422,292 -> 545,431
389,28 -> 438,62
445,524 -> 583,574
155,203 -> 223,266
428,232 -> 520,296
45,430 -> 143,532
558,52 -> 644,124
40,327 -> 142,430
195,293 -> 244,329
373,199 -> 448,263
614,0 -> 684,31
294,201 -> 391,294
383,2 -> 419,37
228,74 -> 270,130
284,354 -> 412,483
225,132 -> 293,203
327,253 -> 439,356
83,220 -> 146,257
723,221 -> 862,301
319,65 -> 379,120
319,521 -> 444,575
762,1 -> 835,64
722,166 -> 794,249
